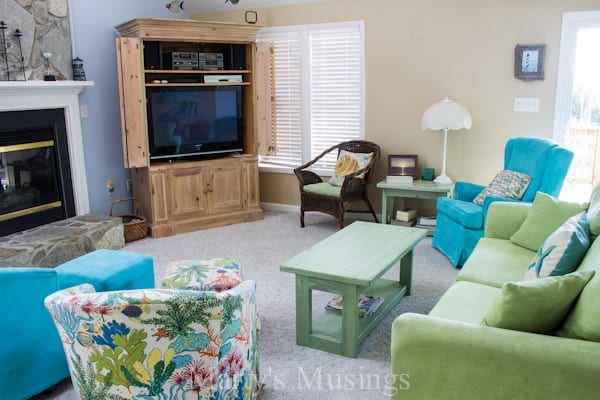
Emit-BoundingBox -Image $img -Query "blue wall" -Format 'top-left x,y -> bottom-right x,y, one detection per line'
68,1 -> 189,215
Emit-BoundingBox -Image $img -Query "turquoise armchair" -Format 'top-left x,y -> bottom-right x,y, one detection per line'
432,137 -> 573,267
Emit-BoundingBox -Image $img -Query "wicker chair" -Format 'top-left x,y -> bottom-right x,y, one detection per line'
294,140 -> 381,228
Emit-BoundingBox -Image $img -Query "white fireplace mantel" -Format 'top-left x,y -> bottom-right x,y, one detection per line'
0,80 -> 94,215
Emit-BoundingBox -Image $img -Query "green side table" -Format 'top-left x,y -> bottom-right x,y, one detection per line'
377,179 -> 453,233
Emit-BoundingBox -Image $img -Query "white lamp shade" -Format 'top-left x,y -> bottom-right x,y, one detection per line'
421,97 -> 472,131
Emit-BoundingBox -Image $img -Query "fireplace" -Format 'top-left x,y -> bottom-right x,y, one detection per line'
0,109 -> 76,235
0,81 -> 93,235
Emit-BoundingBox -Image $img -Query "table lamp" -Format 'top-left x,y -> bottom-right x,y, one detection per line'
421,97 -> 472,184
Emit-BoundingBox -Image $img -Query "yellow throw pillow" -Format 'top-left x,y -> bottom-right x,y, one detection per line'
328,150 -> 373,186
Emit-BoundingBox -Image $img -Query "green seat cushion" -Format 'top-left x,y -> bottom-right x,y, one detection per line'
303,182 -> 341,197
429,281 -> 501,324
482,270 -> 595,334
586,183 -> 600,236
510,192 -> 588,251
524,212 -> 591,280
457,238 -> 536,288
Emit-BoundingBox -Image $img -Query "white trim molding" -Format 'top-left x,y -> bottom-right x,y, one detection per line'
260,202 -> 300,213
0,80 -> 94,215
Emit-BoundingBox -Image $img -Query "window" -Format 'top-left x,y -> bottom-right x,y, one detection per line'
257,21 -> 365,174
554,11 -> 600,201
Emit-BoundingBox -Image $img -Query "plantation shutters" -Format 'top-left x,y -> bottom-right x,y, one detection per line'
309,25 -> 363,170
257,22 -> 364,173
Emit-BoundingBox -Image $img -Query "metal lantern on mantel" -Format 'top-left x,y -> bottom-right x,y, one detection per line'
72,57 -> 86,81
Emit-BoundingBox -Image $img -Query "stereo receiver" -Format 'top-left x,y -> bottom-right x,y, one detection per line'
198,53 -> 224,70
171,52 -> 198,70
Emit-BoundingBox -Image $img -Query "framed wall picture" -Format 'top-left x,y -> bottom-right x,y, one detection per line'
388,155 -> 418,178
514,44 -> 545,80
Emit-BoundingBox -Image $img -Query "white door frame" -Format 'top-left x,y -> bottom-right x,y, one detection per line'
553,10 -> 600,144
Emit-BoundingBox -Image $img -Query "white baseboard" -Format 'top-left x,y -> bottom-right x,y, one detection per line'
260,202 -> 300,213
260,202 -> 382,221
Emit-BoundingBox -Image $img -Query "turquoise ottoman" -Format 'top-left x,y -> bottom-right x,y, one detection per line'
56,249 -> 154,291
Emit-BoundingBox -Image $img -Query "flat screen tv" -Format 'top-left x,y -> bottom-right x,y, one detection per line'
146,85 -> 243,161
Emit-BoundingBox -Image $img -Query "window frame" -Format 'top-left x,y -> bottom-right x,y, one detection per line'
256,21 -> 365,176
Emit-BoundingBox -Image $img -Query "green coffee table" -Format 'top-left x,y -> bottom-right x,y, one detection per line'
280,221 -> 427,357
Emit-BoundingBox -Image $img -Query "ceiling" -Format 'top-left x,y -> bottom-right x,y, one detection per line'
181,0 -> 331,14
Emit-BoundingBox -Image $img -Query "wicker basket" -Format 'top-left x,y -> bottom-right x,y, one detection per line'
110,197 -> 148,242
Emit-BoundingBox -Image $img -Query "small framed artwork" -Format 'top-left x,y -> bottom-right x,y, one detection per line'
514,44 -> 545,80
388,155 -> 418,178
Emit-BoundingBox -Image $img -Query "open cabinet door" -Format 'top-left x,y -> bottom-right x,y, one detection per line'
255,41 -> 276,156
116,37 -> 149,168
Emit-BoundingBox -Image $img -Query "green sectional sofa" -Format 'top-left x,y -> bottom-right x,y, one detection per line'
390,200 -> 600,400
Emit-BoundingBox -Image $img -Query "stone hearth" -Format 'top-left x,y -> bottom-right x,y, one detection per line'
0,214 -> 125,267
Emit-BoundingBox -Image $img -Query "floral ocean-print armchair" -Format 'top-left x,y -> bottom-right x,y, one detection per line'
45,281 -> 259,399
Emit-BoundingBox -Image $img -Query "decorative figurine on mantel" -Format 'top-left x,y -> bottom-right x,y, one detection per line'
72,57 -> 86,81
43,52 -> 56,81
0,20 -> 26,81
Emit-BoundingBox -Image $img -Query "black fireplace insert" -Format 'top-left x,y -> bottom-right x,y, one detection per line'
0,108 -> 76,236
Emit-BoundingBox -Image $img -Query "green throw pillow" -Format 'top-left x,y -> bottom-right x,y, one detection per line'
524,212 -> 591,280
510,192 -> 588,251
586,183 -> 600,236
481,270 -> 595,334
556,265 -> 600,342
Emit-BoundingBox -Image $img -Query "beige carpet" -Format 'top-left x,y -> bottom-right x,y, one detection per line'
33,211 -> 458,400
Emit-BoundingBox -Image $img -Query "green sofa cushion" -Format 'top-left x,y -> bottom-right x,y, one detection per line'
429,281 -> 501,324
586,183 -> 600,236
457,238 -> 535,288
482,270 -> 595,334
510,192 -> 587,252
524,212 -> 591,280
557,238 -> 600,342
302,182 -> 341,197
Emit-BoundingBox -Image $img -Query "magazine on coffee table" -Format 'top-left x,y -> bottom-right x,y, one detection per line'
325,294 -> 384,318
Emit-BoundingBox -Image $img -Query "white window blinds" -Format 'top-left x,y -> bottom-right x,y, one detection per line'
309,26 -> 363,170
257,22 -> 364,173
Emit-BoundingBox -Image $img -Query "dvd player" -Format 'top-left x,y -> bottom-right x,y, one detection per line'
204,75 -> 243,83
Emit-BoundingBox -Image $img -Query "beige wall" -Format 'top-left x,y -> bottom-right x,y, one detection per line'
193,0 -> 600,212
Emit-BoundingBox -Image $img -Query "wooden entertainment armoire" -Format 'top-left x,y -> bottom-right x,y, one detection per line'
114,18 -> 263,238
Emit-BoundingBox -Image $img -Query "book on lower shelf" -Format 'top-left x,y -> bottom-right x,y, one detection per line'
395,208 -> 417,222
391,219 -> 416,227
386,175 -> 413,184
325,294 -> 384,318
417,216 -> 437,226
